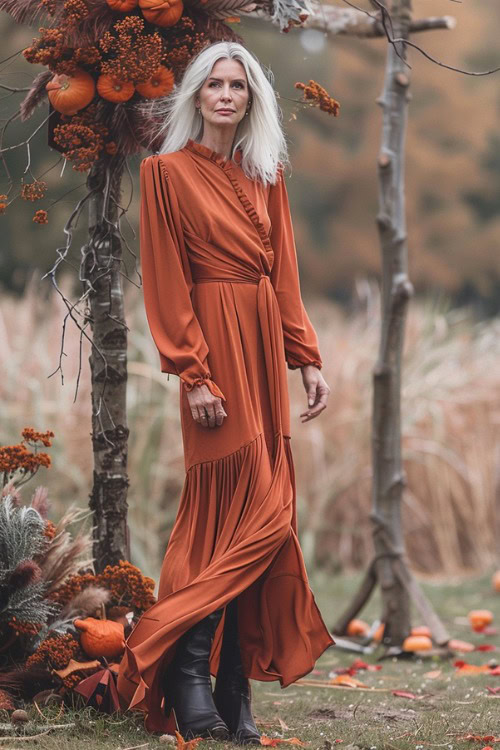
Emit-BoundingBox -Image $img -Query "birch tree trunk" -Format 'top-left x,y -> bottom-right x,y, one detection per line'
85,157 -> 130,572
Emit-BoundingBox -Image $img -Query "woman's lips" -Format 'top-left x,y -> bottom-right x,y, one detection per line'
217,110 -> 235,114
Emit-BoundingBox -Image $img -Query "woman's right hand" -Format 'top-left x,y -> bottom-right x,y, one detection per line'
186,384 -> 227,428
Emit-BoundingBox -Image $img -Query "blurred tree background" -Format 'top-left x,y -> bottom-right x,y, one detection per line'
1,0 -> 499,314
1,1 -> 499,583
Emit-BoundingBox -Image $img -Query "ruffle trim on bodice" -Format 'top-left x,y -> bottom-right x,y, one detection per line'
223,164 -> 274,257
183,138 -> 274,259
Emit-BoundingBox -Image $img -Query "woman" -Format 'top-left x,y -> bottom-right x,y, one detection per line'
117,40 -> 334,742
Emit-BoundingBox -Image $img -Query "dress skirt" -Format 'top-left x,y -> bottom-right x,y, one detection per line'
116,139 -> 334,733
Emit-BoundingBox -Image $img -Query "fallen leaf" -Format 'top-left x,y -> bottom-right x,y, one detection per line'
53,658 -> 101,679
175,729 -> 203,750
423,669 -> 442,679
260,736 -> 308,747
488,666 -> 500,676
475,645 -> 497,652
330,675 -> 368,688
392,690 -> 418,699
453,660 -> 491,675
278,718 -> 290,732
487,686 -> 500,695
391,690 -> 429,700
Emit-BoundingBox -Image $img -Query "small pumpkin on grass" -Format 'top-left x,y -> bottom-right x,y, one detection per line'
346,618 -> 369,637
46,69 -> 95,115
373,622 -> 385,642
402,634 -> 433,652
136,66 -> 174,98
139,0 -> 183,27
74,617 -> 125,660
468,609 -> 494,632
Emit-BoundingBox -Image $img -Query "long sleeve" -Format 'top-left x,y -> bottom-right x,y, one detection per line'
268,167 -> 323,371
139,155 -> 225,399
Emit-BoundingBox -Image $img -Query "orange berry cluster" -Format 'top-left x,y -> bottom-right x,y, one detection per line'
22,428 -> 54,447
62,0 -> 89,26
53,123 -> 104,172
8,617 -> 42,636
21,181 -> 48,201
163,17 -> 207,78
0,689 -> 15,711
44,519 -> 57,540
295,80 -> 340,116
0,427 -> 54,478
0,194 -> 7,214
97,560 -> 156,611
25,633 -> 80,670
100,16 -> 164,84
24,28 -> 66,71
0,443 -> 51,474
49,561 -> 156,613
33,210 -> 49,225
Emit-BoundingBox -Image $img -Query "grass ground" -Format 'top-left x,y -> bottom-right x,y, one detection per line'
1,572 -> 499,749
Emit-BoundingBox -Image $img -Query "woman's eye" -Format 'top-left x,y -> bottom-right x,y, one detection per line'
208,82 -> 244,88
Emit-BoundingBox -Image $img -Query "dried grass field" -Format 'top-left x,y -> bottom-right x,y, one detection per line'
1,275 -> 498,581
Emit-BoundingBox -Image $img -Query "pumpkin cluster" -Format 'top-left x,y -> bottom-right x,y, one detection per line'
19,0 -> 217,169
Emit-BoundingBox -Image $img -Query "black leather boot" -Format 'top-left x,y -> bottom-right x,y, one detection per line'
162,609 -> 230,740
213,599 -> 261,744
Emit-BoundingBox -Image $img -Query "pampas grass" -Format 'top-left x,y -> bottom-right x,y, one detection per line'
1,273 -> 499,581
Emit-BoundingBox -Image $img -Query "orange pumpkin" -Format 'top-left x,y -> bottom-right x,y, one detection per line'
373,622 -> 385,642
411,625 -> 432,638
139,0 -> 183,27
448,638 -> 475,653
468,609 -> 493,632
46,69 -> 95,115
402,634 -> 433,652
136,66 -> 175,99
97,74 -> 135,103
346,619 -> 369,637
106,0 -> 138,10
492,571 -> 500,592
74,617 -> 125,659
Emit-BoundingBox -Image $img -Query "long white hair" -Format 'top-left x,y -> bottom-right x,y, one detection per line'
146,41 -> 290,186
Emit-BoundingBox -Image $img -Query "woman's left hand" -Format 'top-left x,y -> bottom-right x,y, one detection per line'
299,364 -> 330,422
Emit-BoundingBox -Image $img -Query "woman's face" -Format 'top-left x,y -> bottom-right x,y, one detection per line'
195,57 -> 250,131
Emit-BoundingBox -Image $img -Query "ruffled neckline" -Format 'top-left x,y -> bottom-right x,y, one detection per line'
183,137 -> 273,258
184,137 -> 243,167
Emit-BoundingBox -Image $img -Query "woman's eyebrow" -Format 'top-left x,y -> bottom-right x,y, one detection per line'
207,76 -> 247,83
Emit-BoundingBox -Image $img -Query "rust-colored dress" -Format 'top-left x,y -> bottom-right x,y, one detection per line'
117,138 -> 334,733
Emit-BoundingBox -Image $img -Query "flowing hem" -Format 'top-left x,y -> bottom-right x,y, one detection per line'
116,431 -> 334,734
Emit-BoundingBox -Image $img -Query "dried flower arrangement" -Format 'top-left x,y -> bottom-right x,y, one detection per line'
0,428 -> 158,714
